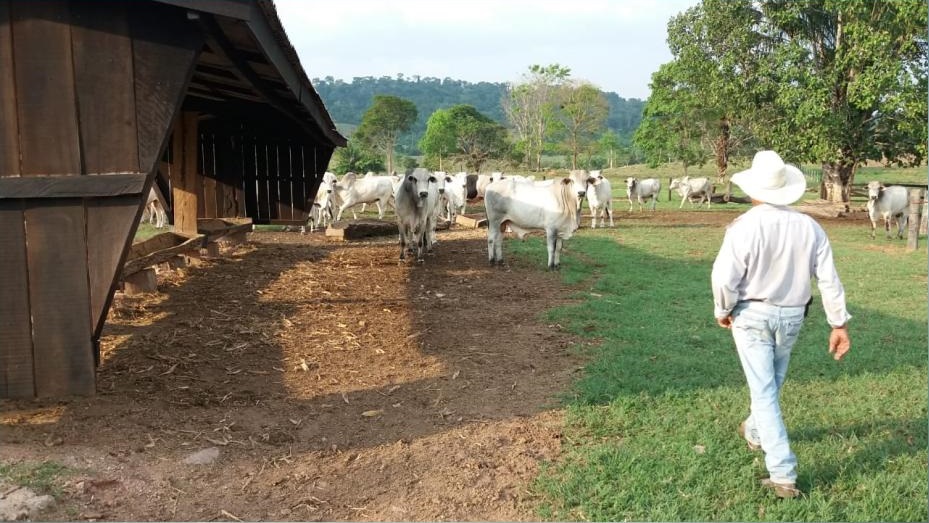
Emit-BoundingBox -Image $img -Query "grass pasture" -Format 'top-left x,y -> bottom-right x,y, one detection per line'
505,210 -> 927,521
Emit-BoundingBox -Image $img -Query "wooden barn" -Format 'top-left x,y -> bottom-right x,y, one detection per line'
0,0 -> 346,398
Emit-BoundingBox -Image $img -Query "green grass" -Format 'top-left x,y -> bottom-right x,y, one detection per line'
506,214 -> 928,521
0,461 -> 71,497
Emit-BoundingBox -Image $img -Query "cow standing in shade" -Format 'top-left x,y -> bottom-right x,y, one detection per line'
395,168 -> 439,262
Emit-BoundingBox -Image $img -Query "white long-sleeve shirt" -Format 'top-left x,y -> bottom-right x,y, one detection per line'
711,204 -> 851,328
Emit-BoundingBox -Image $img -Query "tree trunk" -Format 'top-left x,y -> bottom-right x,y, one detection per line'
822,160 -> 856,205
716,117 -> 729,183
609,148 -> 614,169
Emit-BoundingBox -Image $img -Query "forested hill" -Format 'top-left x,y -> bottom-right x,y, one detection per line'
311,75 -> 646,141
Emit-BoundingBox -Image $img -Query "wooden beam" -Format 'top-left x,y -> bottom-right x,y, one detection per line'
0,173 -> 147,199
11,1 -> 81,175
0,200 -> 35,398
199,14 -> 331,145
172,112 -> 200,235
0,2 -> 21,175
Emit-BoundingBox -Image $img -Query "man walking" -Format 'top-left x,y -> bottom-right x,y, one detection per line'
711,150 -> 852,498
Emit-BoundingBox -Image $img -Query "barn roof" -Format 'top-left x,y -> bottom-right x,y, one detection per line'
154,0 -> 346,146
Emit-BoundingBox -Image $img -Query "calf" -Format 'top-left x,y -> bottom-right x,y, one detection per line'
586,171 -> 614,228
395,168 -> 439,262
484,176 -> 583,271
866,181 -> 909,239
670,176 -> 713,208
625,177 -> 661,211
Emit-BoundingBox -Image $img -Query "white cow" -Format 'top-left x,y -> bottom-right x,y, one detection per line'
441,171 -> 468,223
469,171 -> 506,200
395,168 -> 439,262
670,176 -> 713,208
333,172 -> 395,220
141,186 -> 168,228
308,181 -> 335,232
625,177 -> 661,211
866,181 -> 909,239
586,172 -> 614,228
484,176 -> 585,271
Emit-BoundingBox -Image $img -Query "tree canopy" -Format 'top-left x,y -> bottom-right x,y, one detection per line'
419,105 -> 510,172
639,0 -> 927,201
353,95 -> 417,174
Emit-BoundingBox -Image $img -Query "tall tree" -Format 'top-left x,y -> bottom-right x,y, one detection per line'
557,82 -> 610,169
419,105 -> 510,172
756,0 -> 927,202
502,64 -> 571,170
655,0 -> 927,202
353,95 -> 418,174
634,61 -> 708,174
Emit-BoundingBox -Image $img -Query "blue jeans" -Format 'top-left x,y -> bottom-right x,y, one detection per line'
731,301 -> 806,484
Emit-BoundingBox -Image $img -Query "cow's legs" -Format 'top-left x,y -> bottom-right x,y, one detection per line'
896,213 -> 908,239
606,202 -> 614,227
546,229 -> 559,271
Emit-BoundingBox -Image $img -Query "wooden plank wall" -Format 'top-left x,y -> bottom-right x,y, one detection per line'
233,137 -> 317,224
0,0 -> 203,398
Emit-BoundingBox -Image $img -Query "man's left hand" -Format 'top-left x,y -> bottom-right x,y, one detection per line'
716,316 -> 732,329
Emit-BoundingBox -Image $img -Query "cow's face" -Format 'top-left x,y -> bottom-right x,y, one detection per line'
567,171 -> 588,198
626,177 -> 637,190
407,171 -> 436,201
866,181 -> 884,202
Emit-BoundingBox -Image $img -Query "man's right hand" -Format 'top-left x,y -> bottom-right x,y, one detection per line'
828,326 -> 851,361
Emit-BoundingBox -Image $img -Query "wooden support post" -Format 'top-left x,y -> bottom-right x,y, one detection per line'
921,201 -> 928,236
172,112 -> 200,236
906,188 -> 923,252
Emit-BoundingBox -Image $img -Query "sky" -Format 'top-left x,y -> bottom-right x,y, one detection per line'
273,0 -> 699,101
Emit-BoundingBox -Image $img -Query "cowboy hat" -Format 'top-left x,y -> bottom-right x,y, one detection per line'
731,150 -> 807,206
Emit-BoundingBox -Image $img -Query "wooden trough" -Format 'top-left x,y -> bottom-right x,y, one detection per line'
325,219 -> 398,241
456,213 -> 488,228
123,231 -> 204,277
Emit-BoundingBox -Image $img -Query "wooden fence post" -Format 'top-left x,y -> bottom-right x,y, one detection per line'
906,188 -> 924,252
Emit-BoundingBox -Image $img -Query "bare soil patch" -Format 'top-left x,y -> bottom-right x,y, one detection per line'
0,227 -> 587,522
0,209 -> 868,521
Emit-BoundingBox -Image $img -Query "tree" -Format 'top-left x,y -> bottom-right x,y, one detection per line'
502,64 -> 571,170
634,61 -> 708,174
756,0 -> 927,202
419,105 -> 510,172
354,95 -> 418,174
597,131 -> 622,169
656,0 -> 928,202
557,82 -> 609,169
329,140 -> 383,174
418,109 -> 457,170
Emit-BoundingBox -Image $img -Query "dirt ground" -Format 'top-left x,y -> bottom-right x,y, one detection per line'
0,207 -> 865,522
1,224 -> 596,522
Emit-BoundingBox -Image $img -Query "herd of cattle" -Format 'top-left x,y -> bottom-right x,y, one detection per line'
308,169 -> 716,269
138,169 -> 914,267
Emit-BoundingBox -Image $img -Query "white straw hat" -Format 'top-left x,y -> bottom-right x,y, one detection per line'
731,151 -> 807,206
